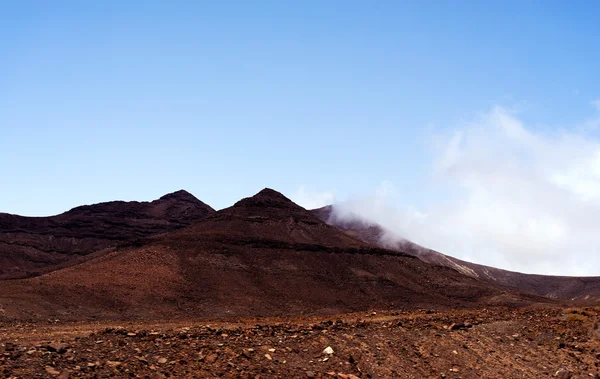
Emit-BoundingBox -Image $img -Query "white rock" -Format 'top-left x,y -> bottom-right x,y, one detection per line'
323,346 -> 334,355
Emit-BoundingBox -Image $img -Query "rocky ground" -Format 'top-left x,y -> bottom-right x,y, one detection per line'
1,305 -> 600,378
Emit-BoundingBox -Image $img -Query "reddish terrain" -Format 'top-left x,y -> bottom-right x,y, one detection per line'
3,189 -> 600,377
0,190 -> 214,280
313,205 -> 600,302
2,306 -> 599,378
0,189 -> 540,322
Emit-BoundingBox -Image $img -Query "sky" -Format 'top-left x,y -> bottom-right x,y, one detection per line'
2,1 -> 600,275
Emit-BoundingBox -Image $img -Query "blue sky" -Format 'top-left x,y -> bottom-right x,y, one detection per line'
1,1 -> 599,217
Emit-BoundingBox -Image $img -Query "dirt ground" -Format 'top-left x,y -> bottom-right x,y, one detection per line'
1,305 -> 599,378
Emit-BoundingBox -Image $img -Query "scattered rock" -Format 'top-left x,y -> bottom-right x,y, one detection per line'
0,307 -> 598,378
555,368 -> 572,378
450,323 -> 472,331
205,353 -> 218,363
45,366 -> 61,376
45,342 -> 69,354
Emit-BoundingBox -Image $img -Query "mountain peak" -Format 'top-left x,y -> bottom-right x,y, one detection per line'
159,190 -> 199,202
255,188 -> 291,200
233,188 -> 300,210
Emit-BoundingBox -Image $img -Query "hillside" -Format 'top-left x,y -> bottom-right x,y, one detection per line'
313,205 -> 600,301
0,190 -> 214,279
0,189 -> 540,322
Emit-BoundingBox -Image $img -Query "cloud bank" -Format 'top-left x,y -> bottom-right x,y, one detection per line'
329,103 -> 600,276
290,186 -> 336,210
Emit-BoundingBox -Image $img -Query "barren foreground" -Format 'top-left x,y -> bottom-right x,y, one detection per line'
1,306 -> 599,378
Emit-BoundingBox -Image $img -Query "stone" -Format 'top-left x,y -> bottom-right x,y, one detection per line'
555,368 -> 572,378
46,342 -> 69,354
45,366 -> 61,376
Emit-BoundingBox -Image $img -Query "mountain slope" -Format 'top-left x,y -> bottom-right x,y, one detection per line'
0,190 -> 214,279
313,205 -> 600,301
0,189 -> 542,322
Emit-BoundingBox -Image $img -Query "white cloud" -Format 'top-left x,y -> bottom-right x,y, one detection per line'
332,103 -> 600,276
290,186 -> 336,210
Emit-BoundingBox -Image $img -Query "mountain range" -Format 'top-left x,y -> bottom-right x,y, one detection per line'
1,188 -> 596,322
0,190 -> 213,280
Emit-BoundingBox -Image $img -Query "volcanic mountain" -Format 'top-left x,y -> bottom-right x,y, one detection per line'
313,205 -> 600,301
0,189 -> 540,322
0,190 -> 214,280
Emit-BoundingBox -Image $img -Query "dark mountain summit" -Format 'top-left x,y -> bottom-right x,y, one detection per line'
0,190 -> 214,279
165,188 -> 368,248
158,189 -> 202,202
233,188 -> 298,208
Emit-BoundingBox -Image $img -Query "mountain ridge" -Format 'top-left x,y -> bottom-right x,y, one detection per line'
0,190 -> 215,279
312,204 -> 600,301
0,188 -> 541,322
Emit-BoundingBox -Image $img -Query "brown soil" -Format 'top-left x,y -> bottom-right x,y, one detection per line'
2,306 -> 599,378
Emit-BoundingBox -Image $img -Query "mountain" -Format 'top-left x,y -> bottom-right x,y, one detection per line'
0,190 -> 214,279
311,205 -> 384,245
313,205 -> 600,301
0,189 -> 541,322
